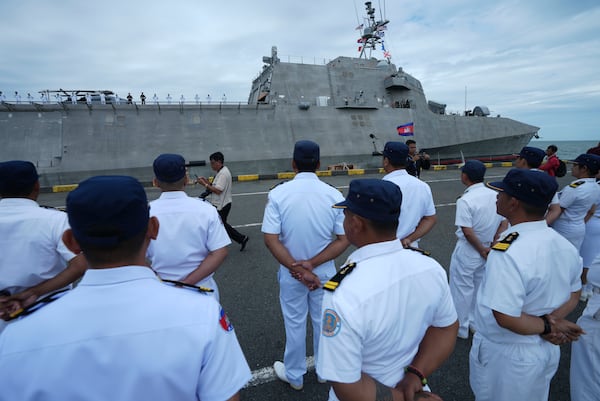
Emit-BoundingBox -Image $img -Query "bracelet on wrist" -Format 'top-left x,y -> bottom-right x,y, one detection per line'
404,365 -> 427,386
540,314 -> 552,336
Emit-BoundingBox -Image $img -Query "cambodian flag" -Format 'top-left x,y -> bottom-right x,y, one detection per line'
397,122 -> 414,136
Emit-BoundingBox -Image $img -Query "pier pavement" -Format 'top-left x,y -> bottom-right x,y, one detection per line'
37,166 -> 583,401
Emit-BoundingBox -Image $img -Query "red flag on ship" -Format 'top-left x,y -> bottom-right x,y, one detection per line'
397,122 -> 414,136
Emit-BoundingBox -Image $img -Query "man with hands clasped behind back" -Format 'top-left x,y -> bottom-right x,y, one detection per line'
469,168 -> 584,401
317,179 -> 458,401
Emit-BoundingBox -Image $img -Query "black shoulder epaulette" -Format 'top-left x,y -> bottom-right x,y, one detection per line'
269,181 -> 288,190
569,181 -> 585,188
161,279 -> 214,293
40,205 -> 66,212
6,288 -> 69,321
408,246 -> 431,257
491,232 -> 519,252
325,182 -> 343,193
323,262 -> 357,292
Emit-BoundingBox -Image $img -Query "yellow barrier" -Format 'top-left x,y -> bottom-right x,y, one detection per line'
52,184 -> 78,193
348,169 -> 365,175
433,165 -> 447,171
277,172 -> 296,180
237,174 -> 259,182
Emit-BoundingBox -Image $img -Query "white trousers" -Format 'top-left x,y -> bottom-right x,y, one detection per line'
278,265 -> 334,386
449,240 -> 485,337
469,334 -> 559,401
570,291 -> 600,401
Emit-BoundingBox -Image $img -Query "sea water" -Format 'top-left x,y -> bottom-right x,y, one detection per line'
527,139 -> 598,161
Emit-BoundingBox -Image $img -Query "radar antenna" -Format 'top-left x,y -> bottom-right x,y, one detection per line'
357,1 -> 390,60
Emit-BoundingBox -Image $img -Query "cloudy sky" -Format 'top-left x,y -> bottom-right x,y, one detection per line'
1,0 -> 598,141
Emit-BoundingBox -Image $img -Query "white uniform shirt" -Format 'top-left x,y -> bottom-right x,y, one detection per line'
382,169 -> 436,241
0,266 -> 251,401
208,165 -> 233,210
552,178 -> 600,241
261,172 -> 345,269
317,240 -> 457,401
475,220 -> 582,344
0,198 -> 75,295
454,183 -> 502,243
147,192 -> 230,285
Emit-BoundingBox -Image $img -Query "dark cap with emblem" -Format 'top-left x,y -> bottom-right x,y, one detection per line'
382,142 -> 409,165
293,140 -> 320,163
573,153 -> 600,174
461,160 -> 486,182
333,178 -> 401,222
487,168 -> 557,208
153,153 -> 186,183
66,176 -> 149,248
0,160 -> 39,194
517,146 -> 545,167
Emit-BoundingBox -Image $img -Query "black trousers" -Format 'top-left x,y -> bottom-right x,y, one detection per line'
218,203 -> 245,244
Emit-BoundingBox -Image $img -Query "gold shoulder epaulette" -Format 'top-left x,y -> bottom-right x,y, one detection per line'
161,279 -> 214,293
408,246 -> 431,257
323,262 -> 357,292
6,288 -> 69,321
569,181 -> 585,188
491,232 -> 519,252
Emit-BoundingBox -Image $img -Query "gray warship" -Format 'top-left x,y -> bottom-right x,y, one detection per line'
0,2 -> 538,187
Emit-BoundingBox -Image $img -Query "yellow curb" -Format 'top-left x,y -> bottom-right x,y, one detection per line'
237,174 -> 259,182
500,162 -> 514,167
483,163 -> 494,168
433,165 -> 447,171
316,170 -> 332,177
348,169 -> 365,175
277,172 -> 296,179
52,184 -> 78,193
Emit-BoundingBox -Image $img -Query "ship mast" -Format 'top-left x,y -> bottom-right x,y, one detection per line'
357,1 -> 389,60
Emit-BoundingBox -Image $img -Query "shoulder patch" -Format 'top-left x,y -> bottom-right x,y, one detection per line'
161,279 -> 214,293
269,180 -> 288,190
7,289 -> 69,321
323,262 -> 356,292
569,181 -> 585,188
219,307 -> 234,332
408,246 -> 431,257
491,232 -> 519,252
322,308 -> 341,337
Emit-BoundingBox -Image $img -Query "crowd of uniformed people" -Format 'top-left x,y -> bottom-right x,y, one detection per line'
0,139 -> 599,401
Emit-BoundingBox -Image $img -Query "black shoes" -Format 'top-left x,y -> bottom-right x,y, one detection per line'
240,236 -> 249,252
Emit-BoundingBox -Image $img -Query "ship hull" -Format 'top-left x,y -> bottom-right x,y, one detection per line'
1,54 -> 537,186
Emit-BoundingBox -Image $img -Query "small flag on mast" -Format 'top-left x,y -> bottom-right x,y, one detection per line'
397,122 -> 414,136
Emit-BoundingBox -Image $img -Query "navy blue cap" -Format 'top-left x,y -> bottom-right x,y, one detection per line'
66,176 -> 149,248
382,142 -> 409,165
293,140 -> 320,163
153,154 -> 186,183
461,160 -> 486,182
518,146 -> 545,167
487,169 -> 557,208
333,179 -> 401,223
0,160 -> 39,194
573,153 -> 600,173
